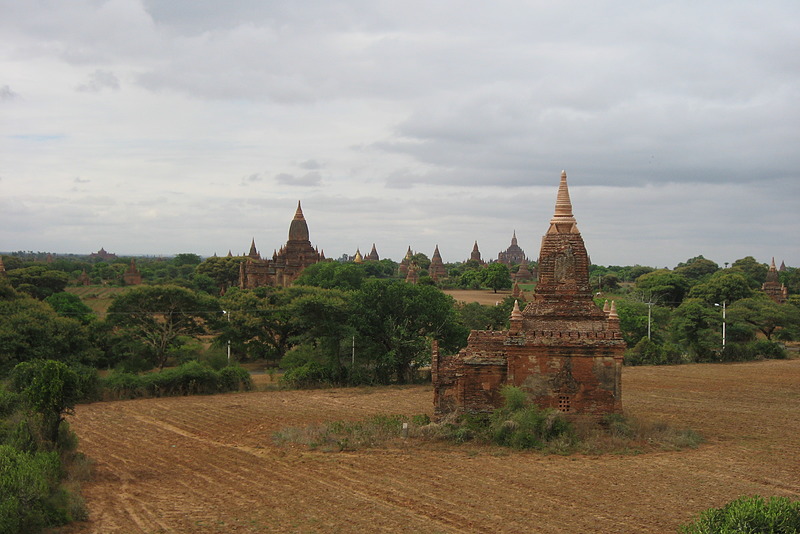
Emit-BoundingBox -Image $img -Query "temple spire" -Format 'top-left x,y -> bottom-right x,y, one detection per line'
294,201 -> 304,220
548,170 -> 579,234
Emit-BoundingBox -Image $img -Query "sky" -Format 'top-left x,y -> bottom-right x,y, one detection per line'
1,1 -> 798,268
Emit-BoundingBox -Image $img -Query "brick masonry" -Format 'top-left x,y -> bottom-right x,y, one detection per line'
433,171 -> 625,417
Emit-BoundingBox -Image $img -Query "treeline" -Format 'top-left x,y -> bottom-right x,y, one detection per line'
1,253 -> 799,385
0,258 -> 502,386
587,256 -> 800,364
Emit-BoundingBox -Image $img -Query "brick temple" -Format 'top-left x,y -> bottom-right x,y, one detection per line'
433,171 -> 625,417
239,201 -> 322,289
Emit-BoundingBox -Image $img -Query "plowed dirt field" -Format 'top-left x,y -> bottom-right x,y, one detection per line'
65,359 -> 800,533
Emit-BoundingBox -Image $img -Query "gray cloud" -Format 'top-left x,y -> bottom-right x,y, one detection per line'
275,171 -> 322,187
77,70 -> 120,92
1,1 -> 798,266
0,85 -> 18,100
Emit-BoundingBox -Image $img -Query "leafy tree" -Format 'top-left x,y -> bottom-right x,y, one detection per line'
44,292 -> 94,324
6,266 -> 69,300
363,259 -> 398,278
728,296 -> 800,341
635,270 -> 690,306
0,296 -> 96,375
627,265 -> 654,281
107,285 -> 220,370
295,262 -> 366,290
669,299 -> 720,361
456,299 -> 514,331
218,286 -> 314,361
730,256 -> 768,288
350,280 -> 467,383
282,288 -> 353,380
482,263 -> 512,293
410,252 -> 431,271
173,253 -> 202,266
687,271 -> 753,305
196,256 -> 243,294
10,360 -> 81,443
674,255 -> 719,282
458,269 -> 483,290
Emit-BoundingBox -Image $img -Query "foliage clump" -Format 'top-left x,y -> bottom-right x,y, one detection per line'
0,361 -> 93,534
273,387 -> 699,455
680,495 -> 800,534
100,362 -> 252,401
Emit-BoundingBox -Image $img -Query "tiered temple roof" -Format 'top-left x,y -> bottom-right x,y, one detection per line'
762,257 -> 788,304
239,201 -> 322,289
428,245 -> 448,281
498,231 -> 527,265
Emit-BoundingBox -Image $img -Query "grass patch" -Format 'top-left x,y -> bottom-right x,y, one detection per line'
273,388 -> 701,455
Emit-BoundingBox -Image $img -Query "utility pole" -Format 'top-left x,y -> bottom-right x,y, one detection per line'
223,310 -> 231,365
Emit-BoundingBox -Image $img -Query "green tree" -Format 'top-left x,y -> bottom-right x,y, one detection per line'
196,256 -> 243,294
295,262 -> 366,290
728,296 -> 800,341
283,288 -> 353,381
350,280 -> 467,383
0,295 -> 95,375
456,299 -> 514,331
482,263 -> 512,293
107,285 -> 220,370
669,299 -> 720,361
674,256 -> 720,282
458,269 -> 483,290
730,256 -> 768,289
44,292 -> 94,324
6,266 -> 69,300
218,286 -> 314,361
687,271 -> 753,305
635,270 -> 690,306
10,360 -> 81,443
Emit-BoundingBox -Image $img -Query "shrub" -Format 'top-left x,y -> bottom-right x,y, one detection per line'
280,361 -> 332,388
680,495 -> 800,534
0,445 -> 64,533
217,366 -> 252,392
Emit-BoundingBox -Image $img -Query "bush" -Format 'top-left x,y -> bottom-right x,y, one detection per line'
280,361 -> 332,388
101,363 -> 252,400
0,445 -> 67,533
217,366 -> 252,392
488,388 -> 574,450
680,495 -> 800,534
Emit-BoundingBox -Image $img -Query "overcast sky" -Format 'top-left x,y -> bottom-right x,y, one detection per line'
1,1 -> 798,268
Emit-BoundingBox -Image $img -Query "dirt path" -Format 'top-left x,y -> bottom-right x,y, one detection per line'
64,360 -> 800,533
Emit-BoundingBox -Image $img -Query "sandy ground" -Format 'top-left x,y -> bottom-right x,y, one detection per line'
63,359 -> 800,533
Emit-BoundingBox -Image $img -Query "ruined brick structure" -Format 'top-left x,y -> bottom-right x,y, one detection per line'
90,247 -> 117,260
429,245 -> 448,281
433,171 -> 625,417
366,244 -> 380,261
762,258 -> 788,304
123,259 -> 142,285
498,231 -> 527,265
239,202 -> 322,289
514,258 -> 535,282
399,247 -> 413,276
77,269 -> 91,285
469,241 -> 485,265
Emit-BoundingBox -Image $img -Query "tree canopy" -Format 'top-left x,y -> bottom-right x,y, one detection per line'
107,285 -> 220,370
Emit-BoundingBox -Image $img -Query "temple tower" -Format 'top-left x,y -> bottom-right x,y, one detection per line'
762,257 -> 788,304
433,171 -> 625,418
429,245 -> 448,281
